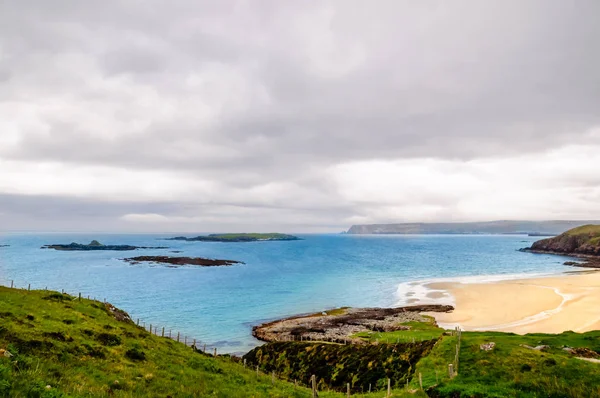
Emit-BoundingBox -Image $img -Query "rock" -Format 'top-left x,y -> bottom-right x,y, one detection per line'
521,344 -> 549,351
122,256 -> 244,267
1,349 -> 13,357
41,241 -> 168,251
563,347 -> 600,358
252,305 -> 453,343
480,342 -> 496,351
165,233 -> 301,242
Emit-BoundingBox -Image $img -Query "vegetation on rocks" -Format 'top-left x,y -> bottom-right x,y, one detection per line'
243,340 -> 437,393
526,224 -> 600,256
166,233 -> 301,242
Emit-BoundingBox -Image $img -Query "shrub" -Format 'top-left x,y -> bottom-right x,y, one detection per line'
96,333 -> 121,347
125,347 -> 146,361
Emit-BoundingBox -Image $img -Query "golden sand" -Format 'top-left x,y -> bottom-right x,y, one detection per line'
425,270 -> 600,334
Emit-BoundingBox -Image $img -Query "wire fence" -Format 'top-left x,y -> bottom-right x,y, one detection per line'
0,277 -> 224,356
0,276 -> 461,396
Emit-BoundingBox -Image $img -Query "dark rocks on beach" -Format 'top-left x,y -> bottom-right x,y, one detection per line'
41,240 -> 168,251
122,256 -> 244,267
252,305 -> 453,344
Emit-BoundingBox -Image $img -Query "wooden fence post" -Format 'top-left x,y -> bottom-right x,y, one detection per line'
256,365 -> 259,376
449,364 -> 454,378
387,378 -> 391,397
161,327 -> 164,337
347,382 -> 350,397
203,344 -> 206,353
149,324 -> 152,334
184,336 -> 187,346
78,292 -> 81,301
177,332 -> 180,342
419,372 -> 423,390
214,347 -> 217,356
243,358 -> 246,368
10,280 -> 13,288
271,371 -> 275,384
311,375 -> 317,398
28,284 -> 30,291
368,383 -> 371,393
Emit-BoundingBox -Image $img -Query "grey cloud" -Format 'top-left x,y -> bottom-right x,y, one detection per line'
1,1 -> 600,230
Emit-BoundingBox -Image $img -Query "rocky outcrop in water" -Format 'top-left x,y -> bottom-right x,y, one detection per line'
166,233 -> 300,242
123,256 -> 243,267
41,240 -> 168,251
521,225 -> 600,268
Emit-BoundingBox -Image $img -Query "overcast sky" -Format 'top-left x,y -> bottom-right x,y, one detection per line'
1,0 -> 599,232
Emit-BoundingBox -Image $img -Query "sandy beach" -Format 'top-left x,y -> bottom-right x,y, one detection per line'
425,270 -> 600,334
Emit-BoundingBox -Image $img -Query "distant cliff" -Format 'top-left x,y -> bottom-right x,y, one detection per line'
347,220 -> 600,235
524,225 -> 600,256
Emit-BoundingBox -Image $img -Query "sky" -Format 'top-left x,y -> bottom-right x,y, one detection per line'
1,0 -> 599,233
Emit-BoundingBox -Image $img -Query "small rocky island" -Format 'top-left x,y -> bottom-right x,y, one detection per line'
521,225 -> 600,268
123,256 -> 243,267
0,244 -> 8,248
165,233 -> 301,242
42,240 -> 168,251
253,305 -> 453,344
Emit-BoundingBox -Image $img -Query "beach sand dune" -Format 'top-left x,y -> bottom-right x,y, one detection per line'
426,271 -> 600,334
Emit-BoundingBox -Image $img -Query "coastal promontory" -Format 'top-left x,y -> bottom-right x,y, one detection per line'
165,233 -> 300,242
41,240 -> 168,251
522,225 -> 600,266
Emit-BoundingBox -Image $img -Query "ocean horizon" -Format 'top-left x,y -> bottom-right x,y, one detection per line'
0,233 -> 575,354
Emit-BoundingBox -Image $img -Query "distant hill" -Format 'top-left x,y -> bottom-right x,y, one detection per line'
525,224 -> 600,256
347,220 -> 600,235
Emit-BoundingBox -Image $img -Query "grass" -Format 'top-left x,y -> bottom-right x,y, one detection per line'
561,224 -> 600,237
3,286 -> 600,397
353,316 -> 445,344
411,330 -> 600,397
0,286 -> 356,398
206,233 -> 299,240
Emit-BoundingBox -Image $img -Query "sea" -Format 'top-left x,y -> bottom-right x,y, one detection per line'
0,233 -> 575,354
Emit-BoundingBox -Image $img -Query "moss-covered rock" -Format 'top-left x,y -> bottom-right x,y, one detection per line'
243,340 -> 437,393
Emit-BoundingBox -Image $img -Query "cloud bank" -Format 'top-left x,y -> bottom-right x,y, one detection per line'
1,0 -> 599,232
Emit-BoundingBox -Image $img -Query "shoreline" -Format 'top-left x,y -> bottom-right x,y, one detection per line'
411,269 -> 600,334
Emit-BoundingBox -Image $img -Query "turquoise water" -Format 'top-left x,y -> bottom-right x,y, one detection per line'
0,233 -> 572,353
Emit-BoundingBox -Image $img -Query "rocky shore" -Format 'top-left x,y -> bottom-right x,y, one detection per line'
252,305 -> 453,344
166,233 -> 300,242
41,240 -> 168,251
123,256 -> 244,267
520,225 -> 600,268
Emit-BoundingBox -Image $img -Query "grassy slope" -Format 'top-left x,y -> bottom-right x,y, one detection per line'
412,330 -> 600,397
531,224 -> 600,254
352,317 -> 600,397
0,287 -> 349,398
353,316 -> 445,343
3,287 -> 600,397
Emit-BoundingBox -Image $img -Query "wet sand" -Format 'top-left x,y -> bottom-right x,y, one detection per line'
424,271 -> 600,334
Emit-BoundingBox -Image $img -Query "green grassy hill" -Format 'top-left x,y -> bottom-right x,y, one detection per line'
0,287 -> 348,398
3,287 -> 600,397
530,224 -> 600,255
